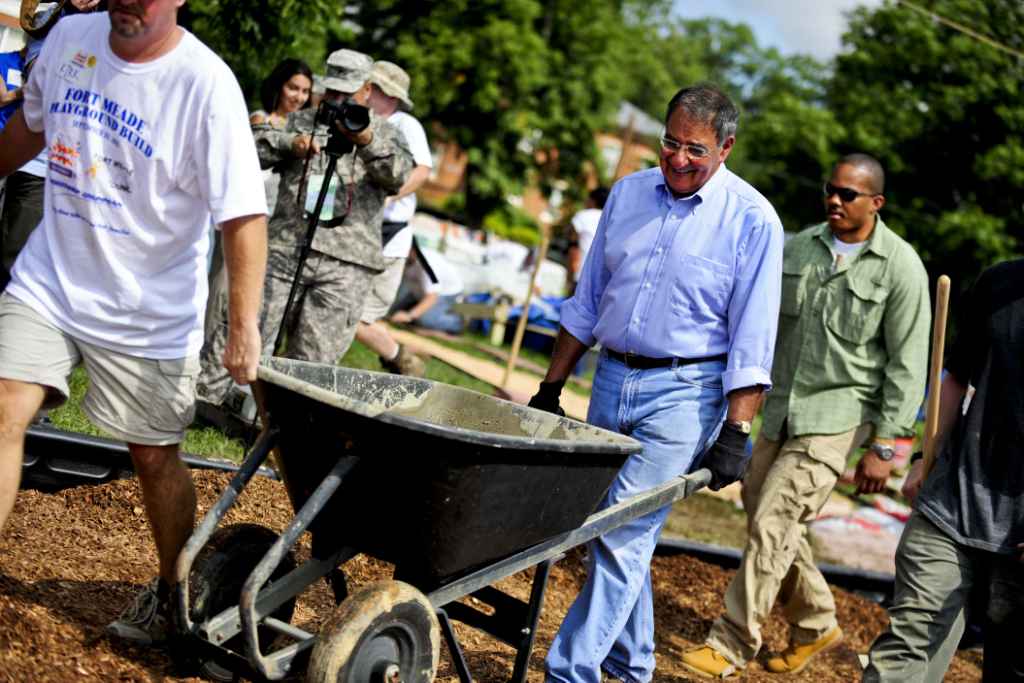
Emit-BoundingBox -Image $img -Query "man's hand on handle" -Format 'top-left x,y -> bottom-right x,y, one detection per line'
528,380 -> 566,417
703,422 -> 750,491
223,319 -> 261,386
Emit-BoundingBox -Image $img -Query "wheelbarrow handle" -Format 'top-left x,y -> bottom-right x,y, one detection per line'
175,426 -> 280,632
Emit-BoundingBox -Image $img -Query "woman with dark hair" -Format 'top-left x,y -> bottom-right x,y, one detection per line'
253,58 -> 314,129
248,58 -> 313,216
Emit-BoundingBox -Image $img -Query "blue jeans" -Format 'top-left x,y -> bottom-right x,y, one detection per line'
416,294 -> 463,334
545,353 -> 727,683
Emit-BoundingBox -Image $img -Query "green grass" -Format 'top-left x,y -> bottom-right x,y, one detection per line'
424,329 -> 595,396
663,493 -> 748,549
338,339 -> 495,395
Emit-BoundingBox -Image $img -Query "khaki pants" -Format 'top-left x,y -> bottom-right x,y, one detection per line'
706,424 -> 873,665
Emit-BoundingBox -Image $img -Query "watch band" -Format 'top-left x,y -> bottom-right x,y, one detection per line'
726,419 -> 752,435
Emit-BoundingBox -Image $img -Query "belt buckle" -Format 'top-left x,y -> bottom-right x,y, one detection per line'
623,352 -> 641,368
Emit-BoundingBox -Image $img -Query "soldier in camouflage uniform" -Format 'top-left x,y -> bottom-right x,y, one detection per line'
196,49 -> 413,407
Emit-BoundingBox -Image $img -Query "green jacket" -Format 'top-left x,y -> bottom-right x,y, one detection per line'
761,218 -> 930,449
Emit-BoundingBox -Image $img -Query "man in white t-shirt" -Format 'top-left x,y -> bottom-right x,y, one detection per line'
355,61 -> 433,375
0,0 -> 267,646
567,186 -> 608,291
391,247 -> 465,335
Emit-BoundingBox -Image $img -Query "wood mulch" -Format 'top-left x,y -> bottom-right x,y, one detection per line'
0,471 -> 982,682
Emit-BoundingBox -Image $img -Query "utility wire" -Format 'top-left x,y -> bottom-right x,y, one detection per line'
895,0 -> 1024,61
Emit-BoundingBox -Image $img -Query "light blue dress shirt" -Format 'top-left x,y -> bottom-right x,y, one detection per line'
560,165 -> 784,395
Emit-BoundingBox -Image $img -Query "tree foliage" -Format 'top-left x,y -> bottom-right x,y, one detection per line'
830,0 -> 1024,290
338,0 -> 673,225
179,0 -> 1024,283
179,0 -> 341,105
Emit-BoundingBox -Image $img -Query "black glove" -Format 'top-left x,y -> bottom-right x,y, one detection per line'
703,421 -> 750,491
528,380 -> 566,416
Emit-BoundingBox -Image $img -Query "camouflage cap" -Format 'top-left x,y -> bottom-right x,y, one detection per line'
322,49 -> 373,94
369,61 -> 414,112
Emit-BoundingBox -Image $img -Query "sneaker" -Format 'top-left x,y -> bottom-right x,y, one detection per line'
106,578 -> 174,646
765,626 -> 843,674
381,344 -> 425,377
680,645 -> 740,679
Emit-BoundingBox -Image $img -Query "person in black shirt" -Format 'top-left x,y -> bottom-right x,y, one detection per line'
863,259 -> 1024,682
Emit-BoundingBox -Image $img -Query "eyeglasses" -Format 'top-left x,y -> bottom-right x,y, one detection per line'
659,134 -> 713,160
823,182 -> 875,203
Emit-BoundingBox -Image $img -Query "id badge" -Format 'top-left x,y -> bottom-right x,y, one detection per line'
305,172 -> 338,221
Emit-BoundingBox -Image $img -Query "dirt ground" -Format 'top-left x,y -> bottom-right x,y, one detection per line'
0,471 -> 982,682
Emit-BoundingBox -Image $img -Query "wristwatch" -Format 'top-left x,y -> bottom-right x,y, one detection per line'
869,442 -> 896,461
726,419 -> 752,435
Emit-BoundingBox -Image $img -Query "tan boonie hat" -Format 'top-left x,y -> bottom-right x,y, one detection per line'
370,61 -> 414,112
322,49 -> 373,94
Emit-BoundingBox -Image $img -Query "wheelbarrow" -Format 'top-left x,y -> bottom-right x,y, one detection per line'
174,357 -> 711,682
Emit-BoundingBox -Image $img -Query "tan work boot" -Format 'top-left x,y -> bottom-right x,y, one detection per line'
765,626 -> 843,674
681,645 -> 739,679
381,344 -> 426,377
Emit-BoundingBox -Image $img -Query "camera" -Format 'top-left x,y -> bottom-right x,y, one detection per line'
315,98 -> 370,156
316,98 -> 370,135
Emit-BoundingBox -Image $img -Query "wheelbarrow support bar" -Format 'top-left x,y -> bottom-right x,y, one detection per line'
176,427 -> 280,633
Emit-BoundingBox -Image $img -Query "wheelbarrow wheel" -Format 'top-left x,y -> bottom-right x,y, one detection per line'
306,580 -> 439,683
189,523 -> 298,682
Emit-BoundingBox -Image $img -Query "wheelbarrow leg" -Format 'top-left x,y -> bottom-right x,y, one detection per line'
437,608 -> 474,683
510,557 -> 556,683
240,454 -> 359,680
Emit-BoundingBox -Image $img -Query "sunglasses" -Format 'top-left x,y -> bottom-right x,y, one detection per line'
823,182 -> 875,203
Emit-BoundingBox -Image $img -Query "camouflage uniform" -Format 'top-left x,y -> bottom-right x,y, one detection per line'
197,108 -> 413,403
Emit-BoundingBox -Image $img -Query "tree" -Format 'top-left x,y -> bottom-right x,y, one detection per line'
341,0 -> 673,227
617,17 -> 842,232
179,0 -> 342,106
830,0 -> 1024,291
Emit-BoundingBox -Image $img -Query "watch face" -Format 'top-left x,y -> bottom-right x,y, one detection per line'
872,444 -> 895,461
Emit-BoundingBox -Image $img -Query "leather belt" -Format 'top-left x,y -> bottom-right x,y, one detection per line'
605,349 -> 727,370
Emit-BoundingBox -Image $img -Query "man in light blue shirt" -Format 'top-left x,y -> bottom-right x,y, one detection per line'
531,84 -> 784,683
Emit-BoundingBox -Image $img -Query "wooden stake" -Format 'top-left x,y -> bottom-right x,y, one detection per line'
922,275 -> 951,476
502,230 -> 549,388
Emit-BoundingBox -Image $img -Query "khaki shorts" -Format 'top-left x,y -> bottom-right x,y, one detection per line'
0,293 -> 198,446
359,256 -> 406,323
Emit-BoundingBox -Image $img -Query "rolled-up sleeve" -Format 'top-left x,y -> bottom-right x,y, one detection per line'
559,188 -> 616,346
722,208 -> 784,394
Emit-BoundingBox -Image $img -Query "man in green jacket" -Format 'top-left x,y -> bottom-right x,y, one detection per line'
683,153 -> 930,678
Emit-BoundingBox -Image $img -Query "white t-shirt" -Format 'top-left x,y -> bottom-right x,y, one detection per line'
830,236 -> 867,271
571,207 -> 602,281
417,248 -> 463,297
382,110 -> 433,259
9,14 -> 267,359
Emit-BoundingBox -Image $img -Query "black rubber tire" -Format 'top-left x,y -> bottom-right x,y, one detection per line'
305,580 -> 440,683
189,523 -> 298,682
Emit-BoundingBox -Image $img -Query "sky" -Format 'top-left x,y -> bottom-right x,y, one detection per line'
672,0 -> 885,61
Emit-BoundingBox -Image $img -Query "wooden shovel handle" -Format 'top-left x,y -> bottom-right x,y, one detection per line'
922,275 -> 951,476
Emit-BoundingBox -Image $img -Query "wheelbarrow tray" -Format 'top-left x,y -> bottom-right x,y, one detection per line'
258,358 -> 641,586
